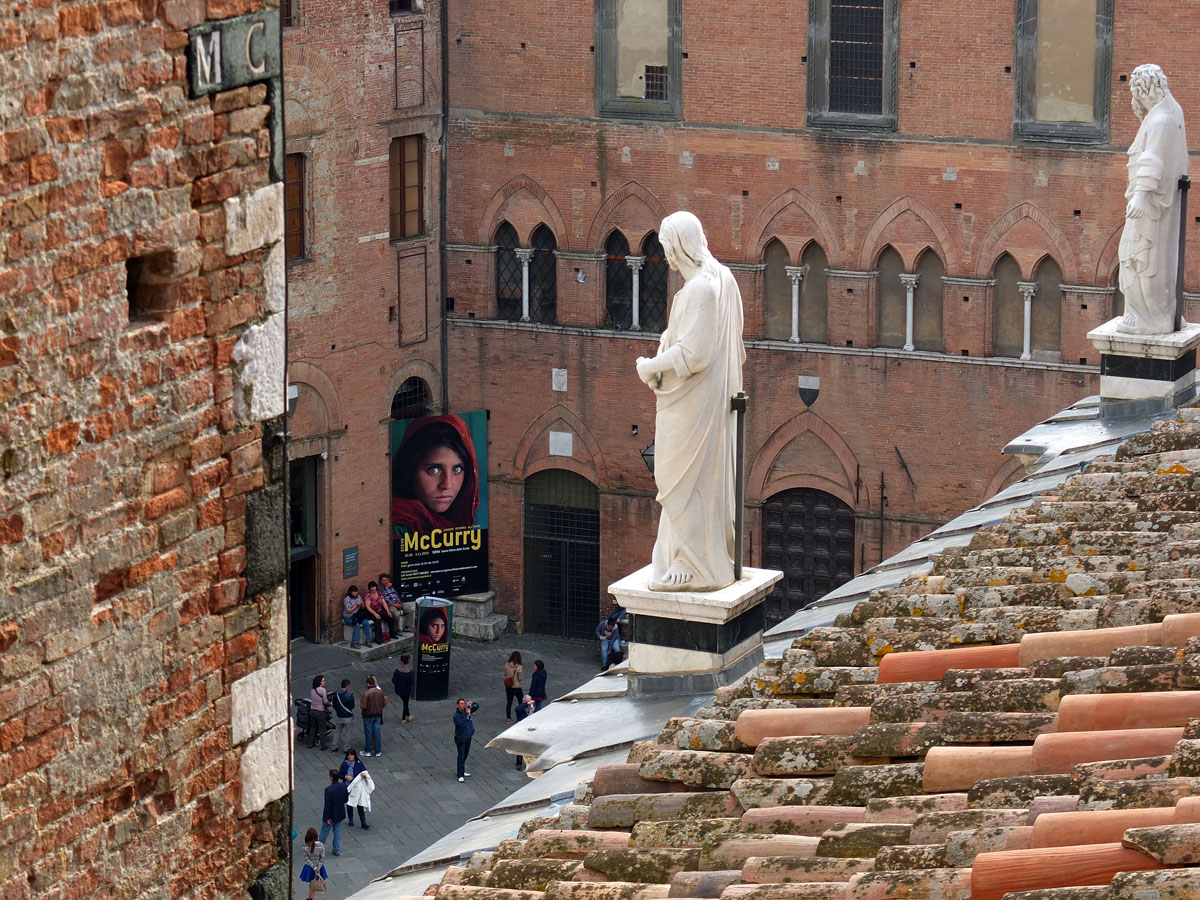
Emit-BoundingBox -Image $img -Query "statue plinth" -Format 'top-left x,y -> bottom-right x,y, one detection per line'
609,565 -> 783,696
1088,317 -> 1200,415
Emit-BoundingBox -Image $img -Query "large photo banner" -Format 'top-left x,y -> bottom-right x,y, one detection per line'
390,411 -> 489,603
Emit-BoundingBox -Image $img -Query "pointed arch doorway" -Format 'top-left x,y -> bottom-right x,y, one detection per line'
761,488 -> 854,625
523,469 -> 600,640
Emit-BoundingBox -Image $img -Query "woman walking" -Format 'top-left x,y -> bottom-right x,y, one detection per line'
392,654 -> 415,722
299,827 -> 327,898
503,651 -> 523,723
347,763 -> 376,830
339,750 -> 368,827
307,675 -> 330,750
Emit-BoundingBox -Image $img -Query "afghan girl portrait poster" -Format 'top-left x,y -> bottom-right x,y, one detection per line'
389,412 -> 489,602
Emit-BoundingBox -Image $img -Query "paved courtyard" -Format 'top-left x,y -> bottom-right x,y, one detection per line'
289,633 -> 599,898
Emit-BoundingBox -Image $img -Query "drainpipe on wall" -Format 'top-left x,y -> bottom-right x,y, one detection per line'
438,0 -> 450,412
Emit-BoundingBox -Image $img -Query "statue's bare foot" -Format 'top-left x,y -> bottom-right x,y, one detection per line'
1121,313 -> 1138,328
650,565 -> 693,591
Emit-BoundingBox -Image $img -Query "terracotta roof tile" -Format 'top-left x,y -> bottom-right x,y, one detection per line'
700,835 -> 822,870
1109,867 -> 1200,899
729,777 -> 828,810
845,867 -> 972,900
970,843 -> 1161,900
942,824 -> 1033,866
423,415 -> 1200,900
667,869 -> 742,898
862,793 -> 969,823
543,882 -> 670,900
811,822 -> 910,858
721,884 -> 847,900
583,848 -> 702,883
739,806 -> 866,837
871,843 -> 946,870
631,819 -> 741,850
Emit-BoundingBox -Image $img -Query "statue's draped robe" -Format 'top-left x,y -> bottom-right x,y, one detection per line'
650,262 -> 745,591
1119,94 -> 1188,334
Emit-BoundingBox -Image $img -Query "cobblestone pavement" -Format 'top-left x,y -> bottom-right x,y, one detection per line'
289,633 -> 599,898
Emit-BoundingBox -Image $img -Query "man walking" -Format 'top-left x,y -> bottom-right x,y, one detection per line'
330,679 -> 355,752
319,769 -> 349,856
361,675 -> 387,757
453,698 -> 478,783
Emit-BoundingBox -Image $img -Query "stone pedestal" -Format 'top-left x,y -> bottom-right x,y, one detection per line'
609,565 -> 783,696
451,591 -> 508,641
1087,317 -> 1200,415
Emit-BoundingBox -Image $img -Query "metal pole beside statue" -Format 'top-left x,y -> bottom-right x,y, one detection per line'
731,392 -> 748,581
1176,174 -> 1190,332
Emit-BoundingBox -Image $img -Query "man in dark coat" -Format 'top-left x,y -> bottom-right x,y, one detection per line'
319,768 -> 349,855
454,698 -> 477,782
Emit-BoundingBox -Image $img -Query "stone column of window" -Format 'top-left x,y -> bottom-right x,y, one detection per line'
785,264 -> 807,343
626,255 -> 645,330
899,272 -> 920,352
515,248 -> 535,322
1017,281 -> 1038,361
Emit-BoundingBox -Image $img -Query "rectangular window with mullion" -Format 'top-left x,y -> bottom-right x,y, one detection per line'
807,0 -> 898,131
1013,0 -> 1112,143
389,135 -> 424,241
284,153 -> 306,262
595,0 -> 682,119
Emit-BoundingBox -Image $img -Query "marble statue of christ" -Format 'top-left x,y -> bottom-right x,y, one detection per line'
1117,63 -> 1189,335
636,211 -> 745,592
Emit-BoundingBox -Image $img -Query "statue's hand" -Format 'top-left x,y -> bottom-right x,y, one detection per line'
1126,191 -> 1151,219
636,357 -> 658,386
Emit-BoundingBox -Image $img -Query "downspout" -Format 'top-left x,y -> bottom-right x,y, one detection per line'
439,0 -> 450,412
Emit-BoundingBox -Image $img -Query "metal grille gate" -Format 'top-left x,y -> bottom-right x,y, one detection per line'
524,470 -> 600,640
762,488 -> 855,626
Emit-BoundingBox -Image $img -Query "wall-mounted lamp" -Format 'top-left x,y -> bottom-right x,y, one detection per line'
574,267 -> 587,284
641,442 -> 655,474
631,424 -> 638,436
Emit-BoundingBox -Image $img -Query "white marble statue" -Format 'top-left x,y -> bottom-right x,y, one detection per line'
636,211 -> 745,592
1116,63 -> 1189,335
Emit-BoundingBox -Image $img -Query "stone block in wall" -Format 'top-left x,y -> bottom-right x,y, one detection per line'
265,241 -> 285,313
240,720 -> 290,815
246,481 -> 286,597
224,182 -> 283,255
233,311 -> 285,423
232,657 -> 288,744
266,584 -> 288,663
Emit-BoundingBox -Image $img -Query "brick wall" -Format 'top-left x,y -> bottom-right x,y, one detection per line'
283,0 -> 444,636
438,1 -> 1180,629
286,0 -> 1199,635
0,1 -> 289,897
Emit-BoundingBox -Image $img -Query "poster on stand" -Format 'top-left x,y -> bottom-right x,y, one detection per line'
415,597 -> 452,701
389,411 -> 489,602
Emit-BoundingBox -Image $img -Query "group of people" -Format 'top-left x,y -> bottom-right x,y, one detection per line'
299,648 -> 556,894
298,661 -> 417,897
341,574 -> 411,649
300,747 -> 378,897
304,662 -> 413,754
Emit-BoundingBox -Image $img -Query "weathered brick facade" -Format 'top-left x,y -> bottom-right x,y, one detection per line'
283,0 -> 443,639
0,0 -> 290,896
286,3 -> 1200,637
